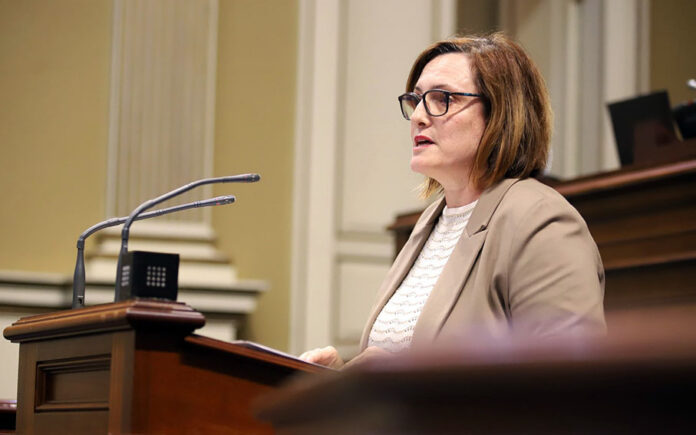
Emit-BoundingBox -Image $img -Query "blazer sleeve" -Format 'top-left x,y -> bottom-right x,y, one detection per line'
504,195 -> 606,337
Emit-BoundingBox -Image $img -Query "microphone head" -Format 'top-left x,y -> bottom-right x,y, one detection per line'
213,195 -> 236,205
219,173 -> 261,183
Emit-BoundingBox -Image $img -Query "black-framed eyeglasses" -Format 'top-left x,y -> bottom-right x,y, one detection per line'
398,89 -> 484,120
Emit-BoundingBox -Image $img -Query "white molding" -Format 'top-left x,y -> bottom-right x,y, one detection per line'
0,286 -> 68,307
546,0 -> 574,177
0,270 -> 69,285
289,0 -> 322,354
300,0 -> 342,352
336,238 -> 393,260
100,220 -> 218,240
290,0 -> 312,354
437,0 -> 458,39
576,0 -> 604,174
563,1 -> 581,178
106,0 -> 124,218
0,271 -> 265,314
105,0 -> 219,220
202,0 -> 219,223
601,0 -> 641,171
637,0 -> 651,94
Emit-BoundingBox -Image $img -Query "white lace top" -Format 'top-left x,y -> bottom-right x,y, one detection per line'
368,200 -> 477,352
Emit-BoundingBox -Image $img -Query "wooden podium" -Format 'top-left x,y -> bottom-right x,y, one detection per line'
3,300 -> 323,434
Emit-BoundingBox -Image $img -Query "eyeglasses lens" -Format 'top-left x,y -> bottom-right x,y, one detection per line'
399,90 -> 451,120
399,94 -> 418,120
424,90 -> 448,116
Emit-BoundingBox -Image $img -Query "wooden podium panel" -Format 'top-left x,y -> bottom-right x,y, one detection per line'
3,300 -> 322,434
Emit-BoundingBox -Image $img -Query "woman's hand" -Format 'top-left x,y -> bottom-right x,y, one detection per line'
299,346 -> 392,370
299,346 -> 345,369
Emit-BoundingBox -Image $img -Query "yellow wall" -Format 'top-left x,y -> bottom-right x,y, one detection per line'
213,0 -> 298,350
0,0 -> 112,273
651,0 -> 696,106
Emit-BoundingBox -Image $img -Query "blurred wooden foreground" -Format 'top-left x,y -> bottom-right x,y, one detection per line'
256,304 -> 696,434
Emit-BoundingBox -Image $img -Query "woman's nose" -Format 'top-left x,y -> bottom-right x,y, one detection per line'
410,99 -> 429,126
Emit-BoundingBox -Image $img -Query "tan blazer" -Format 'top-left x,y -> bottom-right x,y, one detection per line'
360,178 -> 606,350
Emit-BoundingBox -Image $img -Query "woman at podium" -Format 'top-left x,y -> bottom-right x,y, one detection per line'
300,33 -> 605,369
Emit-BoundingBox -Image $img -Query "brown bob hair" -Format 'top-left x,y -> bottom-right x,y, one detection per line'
407,33 -> 552,196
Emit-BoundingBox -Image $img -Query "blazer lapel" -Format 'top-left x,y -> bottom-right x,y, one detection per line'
411,178 -> 520,345
467,178 -> 520,235
359,198 -> 446,349
410,229 -> 488,345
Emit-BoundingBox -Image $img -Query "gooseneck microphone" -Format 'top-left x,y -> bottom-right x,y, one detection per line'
114,173 -> 261,301
72,195 -> 237,309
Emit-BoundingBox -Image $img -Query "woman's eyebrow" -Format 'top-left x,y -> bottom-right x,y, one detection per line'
414,83 -> 457,93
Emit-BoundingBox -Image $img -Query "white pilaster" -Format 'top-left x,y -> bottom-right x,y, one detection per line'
106,0 -> 218,220
93,0 -> 257,315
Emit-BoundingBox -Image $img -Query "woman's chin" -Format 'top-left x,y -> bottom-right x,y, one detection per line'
410,158 -> 434,176
410,160 -> 424,174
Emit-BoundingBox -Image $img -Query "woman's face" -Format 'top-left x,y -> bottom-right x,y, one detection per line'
409,53 -> 487,190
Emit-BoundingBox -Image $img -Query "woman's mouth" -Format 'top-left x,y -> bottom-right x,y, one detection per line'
414,135 -> 434,147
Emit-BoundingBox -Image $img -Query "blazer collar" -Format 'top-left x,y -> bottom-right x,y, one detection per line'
412,177 -> 520,237
415,177 -> 520,235
466,178 -> 519,236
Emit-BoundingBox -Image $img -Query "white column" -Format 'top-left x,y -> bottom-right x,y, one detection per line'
89,0 -> 265,330
600,0 -> 648,171
106,0 -> 218,222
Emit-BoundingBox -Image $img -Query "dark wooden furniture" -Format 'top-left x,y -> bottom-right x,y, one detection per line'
257,305 -> 696,434
388,154 -> 696,310
554,158 -> 696,309
3,300 -> 323,434
0,400 -> 16,434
